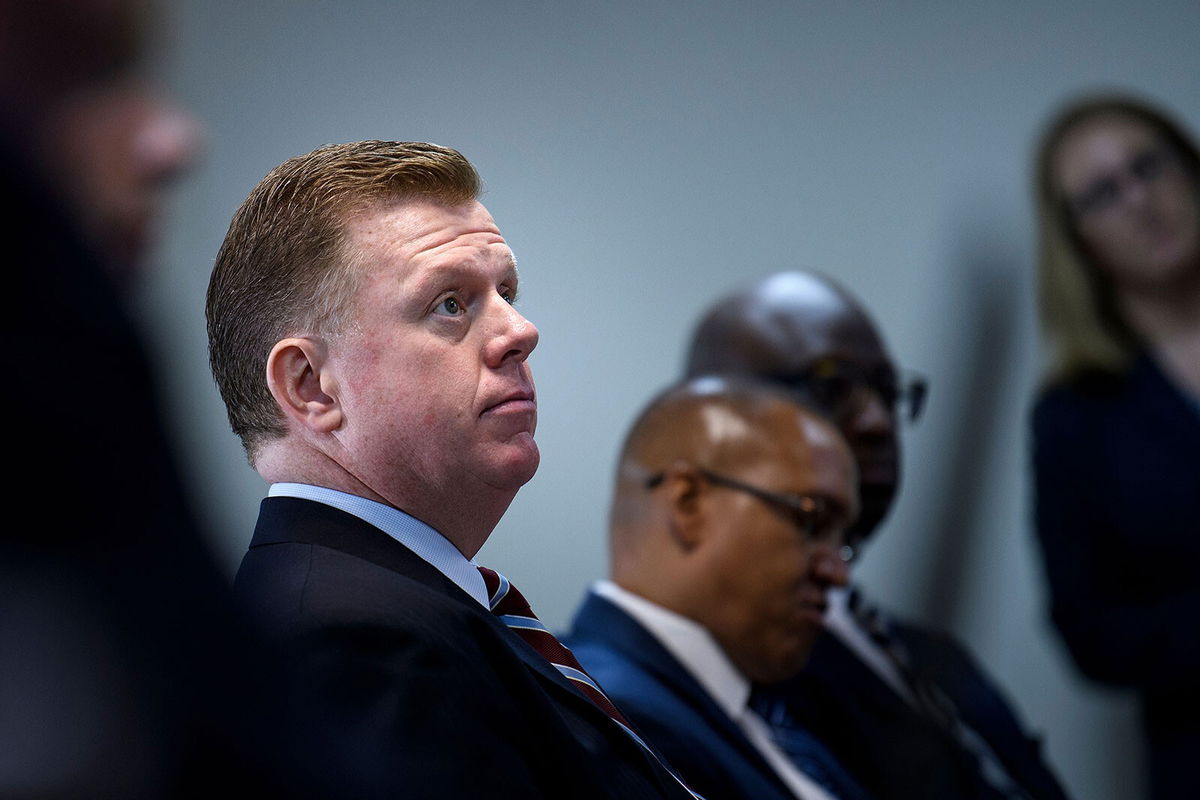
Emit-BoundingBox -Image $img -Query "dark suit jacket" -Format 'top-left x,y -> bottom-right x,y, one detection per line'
1033,353 -> 1200,799
565,590 -> 801,800
235,497 -> 694,800
777,616 -> 1070,800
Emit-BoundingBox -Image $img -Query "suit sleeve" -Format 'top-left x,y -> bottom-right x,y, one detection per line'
1031,389 -> 1200,692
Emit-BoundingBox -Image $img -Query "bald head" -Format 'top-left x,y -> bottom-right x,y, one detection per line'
685,271 -> 902,543
610,377 -> 857,683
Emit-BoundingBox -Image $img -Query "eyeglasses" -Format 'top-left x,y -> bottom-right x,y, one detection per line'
645,467 -> 858,563
767,356 -> 928,426
1067,142 -> 1186,220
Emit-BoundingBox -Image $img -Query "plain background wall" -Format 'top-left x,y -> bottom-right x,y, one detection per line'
136,3 -> 1200,799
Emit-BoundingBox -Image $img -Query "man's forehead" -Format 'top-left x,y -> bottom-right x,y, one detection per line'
348,198 -> 499,243
345,198 -> 513,274
743,410 -> 857,503
759,302 -> 892,374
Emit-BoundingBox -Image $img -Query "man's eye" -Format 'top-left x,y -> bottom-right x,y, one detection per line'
434,296 -> 465,316
499,286 -> 517,305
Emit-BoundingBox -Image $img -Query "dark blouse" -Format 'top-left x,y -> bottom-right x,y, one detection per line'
1032,352 -> 1200,730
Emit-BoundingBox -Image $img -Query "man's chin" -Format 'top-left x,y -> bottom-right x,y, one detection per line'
853,482 -> 897,541
484,437 -> 540,490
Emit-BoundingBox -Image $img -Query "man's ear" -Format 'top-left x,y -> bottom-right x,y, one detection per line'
265,337 -> 343,435
662,461 -> 707,551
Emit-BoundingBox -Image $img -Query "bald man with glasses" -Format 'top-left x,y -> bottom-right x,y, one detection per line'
566,377 -> 876,800
684,271 -> 1070,800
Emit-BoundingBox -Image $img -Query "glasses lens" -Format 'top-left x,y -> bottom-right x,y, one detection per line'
792,359 -> 927,425
898,375 -> 928,422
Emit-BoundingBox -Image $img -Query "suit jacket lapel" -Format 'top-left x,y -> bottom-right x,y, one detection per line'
573,591 -> 794,795
252,497 -> 628,731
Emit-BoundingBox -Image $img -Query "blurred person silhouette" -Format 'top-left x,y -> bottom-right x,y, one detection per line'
1031,93 -> 1200,800
0,2 -> 342,797
567,377 -> 875,800
686,272 -> 1071,800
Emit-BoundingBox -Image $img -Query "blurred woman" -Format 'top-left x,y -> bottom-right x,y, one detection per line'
1031,94 -> 1200,800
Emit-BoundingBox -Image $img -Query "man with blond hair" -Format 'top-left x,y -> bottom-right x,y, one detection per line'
206,140 -> 696,799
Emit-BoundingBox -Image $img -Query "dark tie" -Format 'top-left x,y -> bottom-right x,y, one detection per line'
749,687 -> 874,800
477,566 -> 706,800
477,565 -> 632,726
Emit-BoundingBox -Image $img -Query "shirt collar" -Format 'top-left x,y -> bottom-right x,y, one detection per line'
268,483 -> 490,608
592,579 -> 751,720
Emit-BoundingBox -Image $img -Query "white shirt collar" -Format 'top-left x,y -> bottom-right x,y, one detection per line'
591,579 -> 750,720
268,483 -> 490,608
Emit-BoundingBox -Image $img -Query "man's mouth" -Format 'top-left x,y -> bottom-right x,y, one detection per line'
797,592 -> 829,620
482,389 -> 536,416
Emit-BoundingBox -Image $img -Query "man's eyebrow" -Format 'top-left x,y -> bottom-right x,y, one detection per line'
407,253 -> 521,296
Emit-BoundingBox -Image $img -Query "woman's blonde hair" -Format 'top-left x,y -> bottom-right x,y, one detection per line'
1034,93 -> 1200,382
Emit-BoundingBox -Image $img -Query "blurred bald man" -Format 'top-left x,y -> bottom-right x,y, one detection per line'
567,378 -> 875,800
684,273 -> 1070,800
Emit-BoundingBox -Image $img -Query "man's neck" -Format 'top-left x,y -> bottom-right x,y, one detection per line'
254,439 -> 511,558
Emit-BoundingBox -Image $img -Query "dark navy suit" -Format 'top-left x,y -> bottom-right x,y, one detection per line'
566,589 -> 808,800
236,497 -> 694,800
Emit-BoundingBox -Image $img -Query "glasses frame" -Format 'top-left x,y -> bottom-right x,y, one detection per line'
645,466 -> 857,563
769,357 -> 929,426
1066,140 -> 1186,221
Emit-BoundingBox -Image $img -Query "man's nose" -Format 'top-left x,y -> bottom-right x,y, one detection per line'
848,387 -> 894,436
483,294 -> 539,368
134,92 -> 204,187
813,541 -> 852,588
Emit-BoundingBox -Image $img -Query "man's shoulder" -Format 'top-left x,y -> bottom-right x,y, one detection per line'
234,496 -> 483,641
568,594 -> 797,800
237,537 -> 468,625
566,591 -> 668,679
567,591 -> 725,733
567,592 -> 684,703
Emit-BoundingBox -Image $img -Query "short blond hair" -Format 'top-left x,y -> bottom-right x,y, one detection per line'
1034,93 -> 1200,382
206,141 -> 481,460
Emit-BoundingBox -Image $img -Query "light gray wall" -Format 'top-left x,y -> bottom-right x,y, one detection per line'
138,3 -> 1199,799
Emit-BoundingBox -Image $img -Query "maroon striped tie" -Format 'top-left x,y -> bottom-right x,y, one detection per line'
477,565 -> 632,727
477,567 -> 706,799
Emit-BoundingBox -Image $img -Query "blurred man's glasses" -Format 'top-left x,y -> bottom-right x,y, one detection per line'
645,467 -> 857,563
770,357 -> 928,426
1067,142 -> 1185,220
